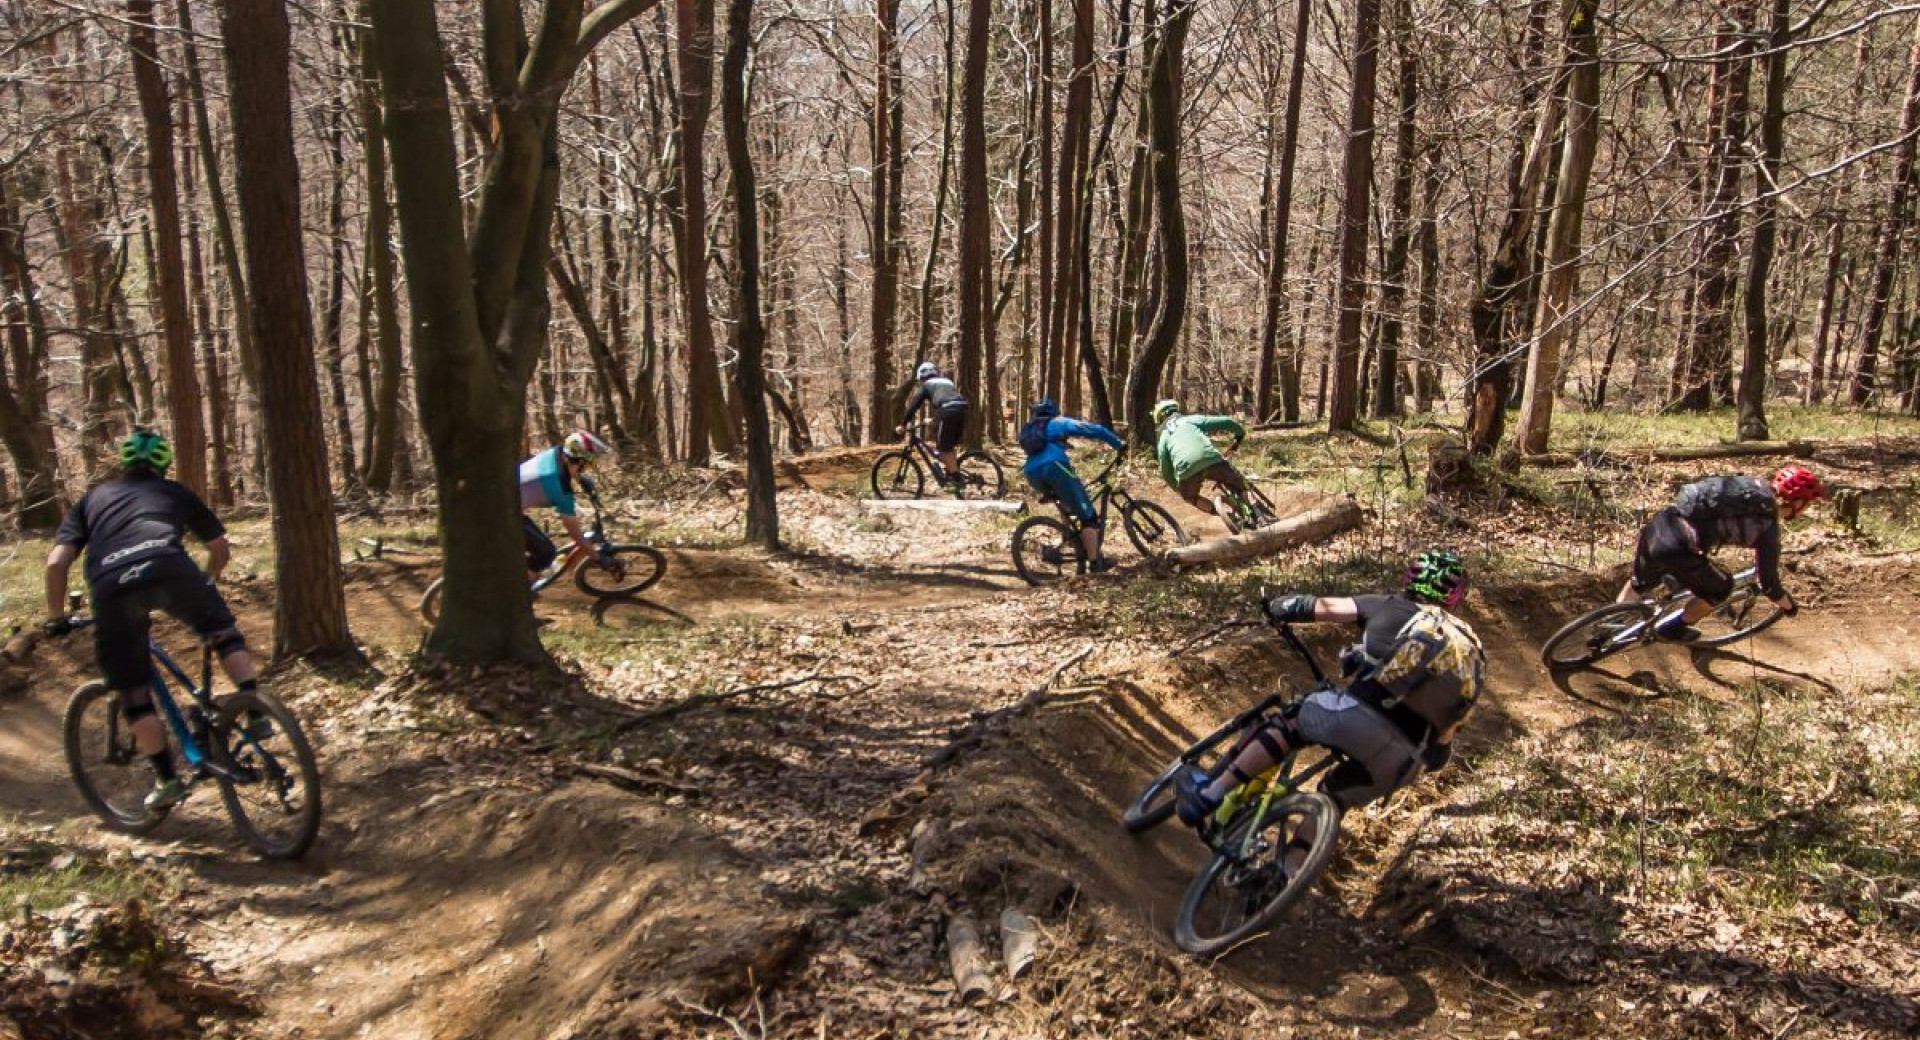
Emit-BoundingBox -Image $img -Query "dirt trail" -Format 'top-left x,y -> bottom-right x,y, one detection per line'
3,473 -> 1915,1038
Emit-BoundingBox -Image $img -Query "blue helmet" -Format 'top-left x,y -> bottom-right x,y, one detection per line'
1031,398 -> 1059,420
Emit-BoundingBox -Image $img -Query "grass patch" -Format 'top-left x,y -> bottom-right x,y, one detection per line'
1551,404 -> 1920,451
0,847 -> 161,913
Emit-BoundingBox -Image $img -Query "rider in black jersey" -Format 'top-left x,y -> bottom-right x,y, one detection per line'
43,430 -> 261,811
898,362 -> 969,486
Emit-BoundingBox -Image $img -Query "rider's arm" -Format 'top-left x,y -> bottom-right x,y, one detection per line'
1263,594 -> 1360,624
44,543 -> 78,620
203,536 -> 232,582
898,386 -> 925,431
1194,415 -> 1248,442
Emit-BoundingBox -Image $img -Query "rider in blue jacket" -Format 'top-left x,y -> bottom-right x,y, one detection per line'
1019,399 -> 1125,573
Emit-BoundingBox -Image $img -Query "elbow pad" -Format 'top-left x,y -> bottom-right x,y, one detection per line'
1264,593 -> 1318,624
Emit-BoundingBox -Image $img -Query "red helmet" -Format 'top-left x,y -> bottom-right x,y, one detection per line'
1771,465 -> 1824,507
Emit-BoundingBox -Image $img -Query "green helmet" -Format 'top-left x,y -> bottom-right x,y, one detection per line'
1151,399 -> 1181,426
118,429 -> 174,472
1405,549 -> 1468,607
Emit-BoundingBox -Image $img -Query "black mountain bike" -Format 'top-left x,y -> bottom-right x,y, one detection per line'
419,480 -> 665,622
52,619 -> 323,859
1124,619 -> 1345,957
1214,443 -> 1281,534
1539,564 -> 1785,671
870,427 -> 1006,500
1010,453 -> 1188,585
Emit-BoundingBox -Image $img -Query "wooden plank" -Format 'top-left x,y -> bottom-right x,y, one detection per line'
859,498 -> 1025,515
1161,498 -> 1363,567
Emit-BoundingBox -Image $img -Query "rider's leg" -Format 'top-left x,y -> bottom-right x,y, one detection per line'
1177,472 -> 1221,517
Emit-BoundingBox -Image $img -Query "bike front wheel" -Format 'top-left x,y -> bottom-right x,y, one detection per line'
1173,790 -> 1340,957
574,544 -> 667,598
63,682 -> 167,835
954,451 -> 1006,499
418,577 -> 445,623
214,690 -> 322,860
1120,500 -> 1189,558
1540,601 -> 1655,671
1690,585 -> 1784,647
870,450 -> 925,500
1010,516 -> 1082,586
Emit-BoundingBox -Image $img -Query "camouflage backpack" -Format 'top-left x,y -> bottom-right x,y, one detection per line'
1366,606 -> 1486,735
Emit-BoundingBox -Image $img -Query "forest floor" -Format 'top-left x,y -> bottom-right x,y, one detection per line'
2,408 -> 1919,1040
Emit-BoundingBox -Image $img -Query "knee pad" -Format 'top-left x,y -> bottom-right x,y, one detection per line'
209,627 -> 248,657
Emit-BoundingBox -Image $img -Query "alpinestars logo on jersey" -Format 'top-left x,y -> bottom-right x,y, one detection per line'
118,561 -> 154,584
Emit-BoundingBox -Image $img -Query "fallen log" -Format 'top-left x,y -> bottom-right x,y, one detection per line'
1161,498 -> 1363,567
858,498 -> 1025,515
1522,439 -> 1815,468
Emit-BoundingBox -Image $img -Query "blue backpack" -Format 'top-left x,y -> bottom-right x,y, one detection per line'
1018,417 -> 1054,458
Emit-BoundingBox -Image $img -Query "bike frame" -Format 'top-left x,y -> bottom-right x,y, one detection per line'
529,483 -> 617,594
142,640 -> 255,783
1193,622 -> 1345,859
1606,564 -> 1765,649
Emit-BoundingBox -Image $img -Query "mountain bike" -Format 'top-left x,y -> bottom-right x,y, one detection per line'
52,619 -> 323,859
1539,564 -> 1785,671
870,426 -> 1006,501
418,479 -> 666,622
1214,442 -> 1281,534
1124,619 -> 1344,956
1010,453 -> 1189,585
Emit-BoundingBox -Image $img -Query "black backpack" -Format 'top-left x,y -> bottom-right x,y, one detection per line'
1018,417 -> 1054,458
1675,476 -> 1774,522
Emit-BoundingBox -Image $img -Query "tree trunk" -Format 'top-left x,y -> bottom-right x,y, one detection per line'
319,50 -> 362,492
1413,154 -> 1442,412
357,0 -> 405,492
0,176 -> 64,529
1515,0 -> 1600,456
128,0 -> 208,494
1122,0 -> 1194,444
954,0 -> 992,439
721,0 -> 778,545
219,0 -> 354,660
1849,18 -> 1920,406
1371,0 -> 1417,420
1674,3 -> 1756,412
916,0 -> 959,368
1806,214 -> 1844,404
1254,0 -> 1313,423
177,99 -> 234,508
1737,0 -> 1790,440
675,0 -> 736,461
868,0 -> 905,442
1326,0 -> 1382,432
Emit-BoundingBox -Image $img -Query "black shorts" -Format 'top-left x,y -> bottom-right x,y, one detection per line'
523,515 -> 558,573
931,407 -> 968,453
1631,507 -> 1733,601
90,552 -> 240,693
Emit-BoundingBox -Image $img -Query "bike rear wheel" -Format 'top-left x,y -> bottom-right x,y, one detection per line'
63,682 -> 167,835
214,690 -> 322,860
1010,515 -> 1082,585
1243,485 -> 1281,528
1540,601 -> 1655,671
870,450 -> 925,499
575,544 -> 667,598
953,451 -> 1006,499
1690,585 -> 1783,647
1174,790 -> 1340,957
1120,500 -> 1189,558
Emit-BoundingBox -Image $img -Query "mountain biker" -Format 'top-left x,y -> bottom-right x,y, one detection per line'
1174,551 -> 1482,871
1018,398 -> 1126,574
1152,400 -> 1251,524
1620,465 -> 1825,642
41,430 -> 260,812
520,430 -> 612,577
898,361 -> 969,486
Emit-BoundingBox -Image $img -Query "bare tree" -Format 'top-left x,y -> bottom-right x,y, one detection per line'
1326,0 -> 1383,432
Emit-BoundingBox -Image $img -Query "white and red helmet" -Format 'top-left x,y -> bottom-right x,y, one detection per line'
563,429 -> 612,463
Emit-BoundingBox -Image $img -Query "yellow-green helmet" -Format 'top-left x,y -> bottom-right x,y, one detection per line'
1151,399 -> 1181,426
118,429 -> 174,472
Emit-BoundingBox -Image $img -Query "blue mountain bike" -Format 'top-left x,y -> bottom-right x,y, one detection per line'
55,619 -> 323,859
